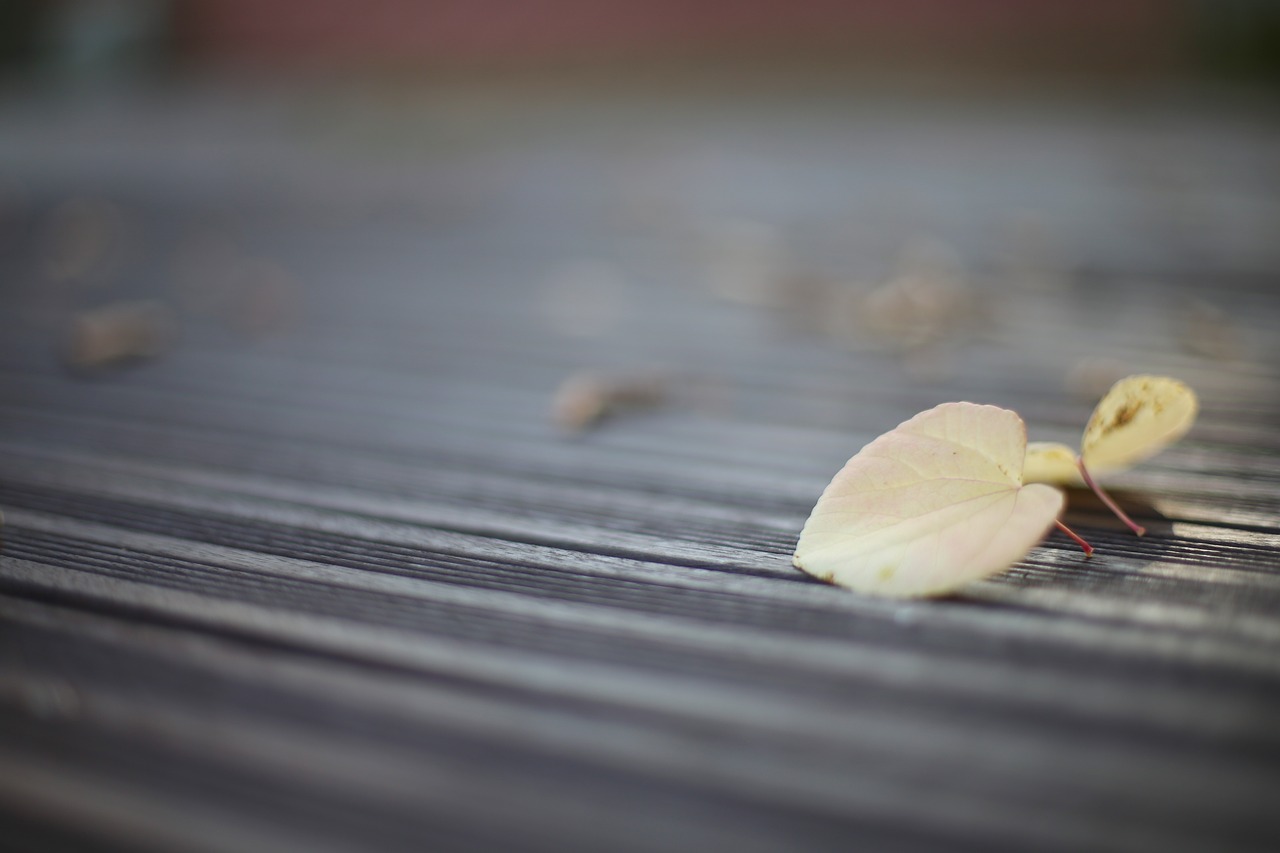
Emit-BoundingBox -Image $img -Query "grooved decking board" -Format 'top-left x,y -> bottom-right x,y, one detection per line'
2,81 -> 1280,852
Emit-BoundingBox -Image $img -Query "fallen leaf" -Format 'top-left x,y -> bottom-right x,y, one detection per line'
1024,375 -> 1198,536
1025,375 -> 1198,482
794,402 -> 1064,597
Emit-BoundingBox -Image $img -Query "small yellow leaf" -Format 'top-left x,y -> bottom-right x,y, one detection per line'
1080,375 -> 1198,474
1023,441 -> 1082,486
1024,375 -> 1198,485
1021,375 -> 1198,536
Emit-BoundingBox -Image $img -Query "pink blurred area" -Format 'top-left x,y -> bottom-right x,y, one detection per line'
176,0 -> 1182,72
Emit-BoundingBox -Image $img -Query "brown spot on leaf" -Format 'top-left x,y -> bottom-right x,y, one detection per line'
1110,401 -> 1142,430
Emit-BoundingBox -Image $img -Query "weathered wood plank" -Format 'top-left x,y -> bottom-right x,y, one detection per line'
2,81 -> 1280,851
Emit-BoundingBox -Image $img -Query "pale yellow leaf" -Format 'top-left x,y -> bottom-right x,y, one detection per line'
793,403 -> 1064,597
1080,375 -> 1198,474
1023,375 -> 1198,485
1023,441 -> 1082,486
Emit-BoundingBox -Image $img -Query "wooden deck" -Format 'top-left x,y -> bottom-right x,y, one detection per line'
2,79 -> 1280,851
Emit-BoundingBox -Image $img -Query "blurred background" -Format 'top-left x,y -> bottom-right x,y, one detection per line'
1,1 -> 1278,411
4,4 -> 1280,851
5,0 -> 1280,78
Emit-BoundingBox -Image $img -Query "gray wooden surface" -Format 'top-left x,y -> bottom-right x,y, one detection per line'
2,79 -> 1280,852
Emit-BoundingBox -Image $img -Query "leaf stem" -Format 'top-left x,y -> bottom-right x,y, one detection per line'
1054,520 -> 1094,557
1076,459 -> 1146,536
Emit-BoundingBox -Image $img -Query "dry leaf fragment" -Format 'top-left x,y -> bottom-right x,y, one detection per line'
859,273 -> 974,351
65,301 -> 176,370
551,371 -> 667,432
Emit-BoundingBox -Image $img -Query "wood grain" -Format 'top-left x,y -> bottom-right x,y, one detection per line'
2,82 -> 1279,851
